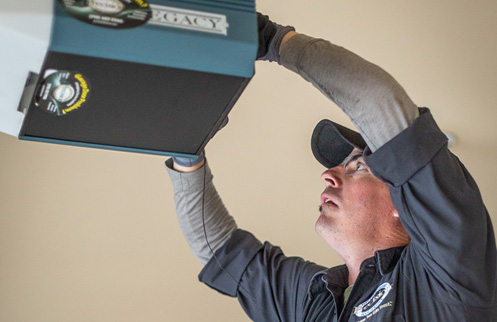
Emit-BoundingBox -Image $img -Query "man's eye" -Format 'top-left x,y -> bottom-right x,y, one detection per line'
343,154 -> 370,175
356,162 -> 367,171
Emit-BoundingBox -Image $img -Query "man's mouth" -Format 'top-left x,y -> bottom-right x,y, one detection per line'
321,194 -> 338,207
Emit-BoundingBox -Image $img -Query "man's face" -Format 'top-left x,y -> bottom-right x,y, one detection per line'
316,148 -> 397,251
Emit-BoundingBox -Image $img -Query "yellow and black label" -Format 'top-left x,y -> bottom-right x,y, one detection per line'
35,70 -> 91,116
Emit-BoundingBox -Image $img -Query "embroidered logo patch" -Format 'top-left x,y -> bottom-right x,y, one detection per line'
353,282 -> 392,317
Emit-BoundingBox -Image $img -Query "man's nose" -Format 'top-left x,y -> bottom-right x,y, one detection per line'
321,167 -> 342,188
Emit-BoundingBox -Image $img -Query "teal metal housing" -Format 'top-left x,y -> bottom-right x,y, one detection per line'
50,0 -> 257,78
19,0 -> 256,157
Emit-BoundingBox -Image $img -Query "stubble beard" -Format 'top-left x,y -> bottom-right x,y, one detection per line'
315,205 -> 337,237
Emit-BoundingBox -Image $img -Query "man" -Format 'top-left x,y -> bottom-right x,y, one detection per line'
166,14 -> 497,321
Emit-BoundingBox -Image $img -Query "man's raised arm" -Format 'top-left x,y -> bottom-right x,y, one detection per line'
165,154 -> 237,265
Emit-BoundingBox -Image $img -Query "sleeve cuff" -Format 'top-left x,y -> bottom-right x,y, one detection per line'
364,108 -> 448,187
198,229 -> 264,297
165,158 -> 213,193
280,33 -> 322,74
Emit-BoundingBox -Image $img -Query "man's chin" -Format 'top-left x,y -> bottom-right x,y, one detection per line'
315,213 -> 332,236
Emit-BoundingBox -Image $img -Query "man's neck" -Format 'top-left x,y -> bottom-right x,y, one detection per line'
347,265 -> 361,285
335,237 -> 410,285
344,254 -> 372,285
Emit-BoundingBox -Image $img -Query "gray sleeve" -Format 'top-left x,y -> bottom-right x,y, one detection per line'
280,34 -> 419,151
165,158 -> 237,265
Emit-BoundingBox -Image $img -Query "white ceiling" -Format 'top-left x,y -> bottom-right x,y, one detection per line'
1,0 -> 496,321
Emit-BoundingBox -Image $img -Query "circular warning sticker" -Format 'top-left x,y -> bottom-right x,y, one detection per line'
35,70 -> 91,116
58,0 -> 151,29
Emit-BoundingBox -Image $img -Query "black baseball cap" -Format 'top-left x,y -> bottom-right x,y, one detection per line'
311,119 -> 367,169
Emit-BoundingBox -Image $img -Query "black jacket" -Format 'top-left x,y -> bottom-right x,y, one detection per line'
199,109 -> 497,321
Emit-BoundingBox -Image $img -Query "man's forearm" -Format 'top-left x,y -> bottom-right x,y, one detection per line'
280,33 -> 419,151
165,159 -> 237,265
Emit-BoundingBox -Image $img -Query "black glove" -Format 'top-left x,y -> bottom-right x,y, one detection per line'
257,13 -> 296,64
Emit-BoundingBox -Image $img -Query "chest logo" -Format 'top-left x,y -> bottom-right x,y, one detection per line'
353,282 -> 392,317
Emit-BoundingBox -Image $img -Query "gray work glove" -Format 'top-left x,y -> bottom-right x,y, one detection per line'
256,12 -> 296,64
172,116 -> 229,167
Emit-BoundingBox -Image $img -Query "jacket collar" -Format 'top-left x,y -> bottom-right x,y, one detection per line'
308,264 -> 348,300
374,246 -> 406,276
309,246 -> 406,299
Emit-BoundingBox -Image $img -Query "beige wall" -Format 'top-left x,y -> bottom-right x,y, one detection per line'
1,0 -> 497,321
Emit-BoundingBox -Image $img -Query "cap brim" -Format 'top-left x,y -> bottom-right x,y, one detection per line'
311,120 -> 367,168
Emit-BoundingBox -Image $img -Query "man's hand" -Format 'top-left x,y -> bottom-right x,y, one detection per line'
256,13 -> 296,64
